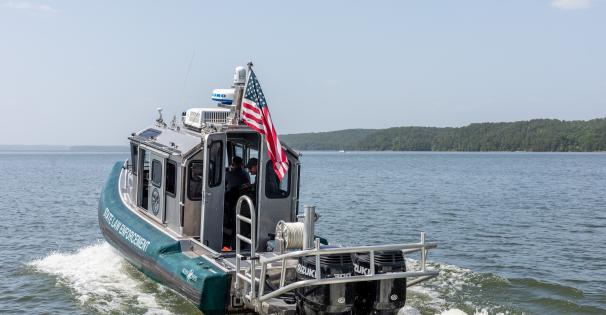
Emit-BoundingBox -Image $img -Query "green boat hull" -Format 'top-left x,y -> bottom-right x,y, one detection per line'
98,162 -> 231,315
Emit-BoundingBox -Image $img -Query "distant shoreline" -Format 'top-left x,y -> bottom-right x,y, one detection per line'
4,117 -> 606,153
0,145 -> 129,152
281,118 -> 606,152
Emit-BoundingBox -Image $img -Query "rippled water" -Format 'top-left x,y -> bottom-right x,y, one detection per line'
1,151 -> 605,314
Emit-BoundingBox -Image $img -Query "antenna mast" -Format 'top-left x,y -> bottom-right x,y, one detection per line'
230,62 -> 253,124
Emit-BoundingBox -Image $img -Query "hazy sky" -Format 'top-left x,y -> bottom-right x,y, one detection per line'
1,1 -> 605,145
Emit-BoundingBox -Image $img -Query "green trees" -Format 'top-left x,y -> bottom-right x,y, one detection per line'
280,118 -> 606,152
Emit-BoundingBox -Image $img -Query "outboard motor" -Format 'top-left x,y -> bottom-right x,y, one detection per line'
352,251 -> 407,314
295,247 -> 355,314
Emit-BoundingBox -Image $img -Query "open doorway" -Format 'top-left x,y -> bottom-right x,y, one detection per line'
222,132 -> 261,250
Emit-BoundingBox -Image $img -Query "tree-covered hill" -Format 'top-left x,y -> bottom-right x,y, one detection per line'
280,129 -> 377,151
281,118 -> 606,152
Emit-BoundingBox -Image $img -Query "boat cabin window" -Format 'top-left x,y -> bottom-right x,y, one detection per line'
130,144 -> 138,175
265,160 -> 290,199
151,160 -> 162,188
208,141 -> 223,188
139,149 -> 150,210
165,160 -> 177,197
248,147 -> 259,183
188,160 -> 204,200
234,144 -> 244,159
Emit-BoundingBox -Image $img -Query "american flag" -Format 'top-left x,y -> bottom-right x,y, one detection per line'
241,69 -> 289,181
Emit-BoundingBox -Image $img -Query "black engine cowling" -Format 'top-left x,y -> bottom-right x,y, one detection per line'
295,247 -> 355,314
352,251 -> 407,314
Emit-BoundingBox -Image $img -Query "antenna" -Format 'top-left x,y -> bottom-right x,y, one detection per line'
179,50 -> 196,110
231,62 -> 253,124
183,51 -> 196,92
156,107 -> 166,127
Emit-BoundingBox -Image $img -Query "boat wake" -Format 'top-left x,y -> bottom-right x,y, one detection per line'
28,241 -> 193,315
404,259 -> 517,315
29,241 -> 597,315
28,242 -> 488,315
405,258 -> 605,315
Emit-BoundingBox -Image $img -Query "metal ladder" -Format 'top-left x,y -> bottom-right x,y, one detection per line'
234,195 -> 259,302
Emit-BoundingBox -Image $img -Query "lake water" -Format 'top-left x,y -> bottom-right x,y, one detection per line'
0,151 -> 605,314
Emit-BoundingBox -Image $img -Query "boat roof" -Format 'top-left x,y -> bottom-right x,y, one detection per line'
129,119 -> 300,158
129,124 -> 201,157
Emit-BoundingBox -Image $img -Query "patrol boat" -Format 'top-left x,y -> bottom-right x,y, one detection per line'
98,65 -> 439,315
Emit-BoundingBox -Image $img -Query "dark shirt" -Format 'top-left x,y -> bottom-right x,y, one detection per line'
225,167 -> 250,192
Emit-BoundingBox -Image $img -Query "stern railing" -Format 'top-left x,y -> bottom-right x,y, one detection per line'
256,235 -> 438,302
234,197 -> 439,309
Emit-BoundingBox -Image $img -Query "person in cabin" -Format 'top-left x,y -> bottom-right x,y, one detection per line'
246,158 -> 258,177
223,156 -> 250,249
240,158 -> 258,191
225,156 -> 250,192
244,157 -> 282,197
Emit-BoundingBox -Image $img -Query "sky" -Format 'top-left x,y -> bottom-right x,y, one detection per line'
0,0 -> 605,145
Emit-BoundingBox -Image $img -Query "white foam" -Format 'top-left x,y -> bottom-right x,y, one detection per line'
29,241 -> 173,314
401,306 -> 501,315
398,305 -> 422,315
405,258 -> 511,315
405,258 -> 468,311
397,305 -> 421,315
29,242 -> 511,315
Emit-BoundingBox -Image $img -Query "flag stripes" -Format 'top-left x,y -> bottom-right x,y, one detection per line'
240,69 -> 289,180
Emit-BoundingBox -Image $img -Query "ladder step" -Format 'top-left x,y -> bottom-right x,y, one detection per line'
236,273 -> 252,283
237,234 -> 252,244
236,273 -> 261,283
237,215 -> 252,224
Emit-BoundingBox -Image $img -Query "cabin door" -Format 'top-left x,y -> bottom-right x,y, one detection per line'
200,133 -> 226,250
148,153 -> 165,222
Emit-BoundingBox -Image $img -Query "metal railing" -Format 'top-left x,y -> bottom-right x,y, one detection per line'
234,197 -> 439,308
255,235 -> 438,302
234,195 -> 258,301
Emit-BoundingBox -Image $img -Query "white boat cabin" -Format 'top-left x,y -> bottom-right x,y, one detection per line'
126,107 -> 300,253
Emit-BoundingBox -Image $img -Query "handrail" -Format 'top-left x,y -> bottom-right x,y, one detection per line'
255,232 -> 438,303
259,269 -> 439,302
233,198 -> 439,309
261,241 -> 437,265
234,195 -> 257,301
